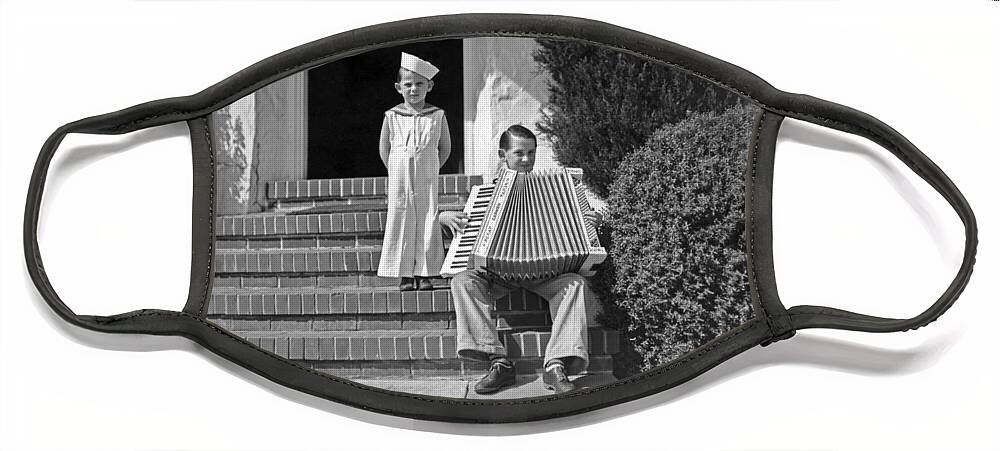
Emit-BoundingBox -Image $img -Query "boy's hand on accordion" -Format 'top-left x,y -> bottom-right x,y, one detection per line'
583,210 -> 604,228
439,210 -> 469,235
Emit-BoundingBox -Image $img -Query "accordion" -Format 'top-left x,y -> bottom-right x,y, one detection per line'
441,167 -> 607,280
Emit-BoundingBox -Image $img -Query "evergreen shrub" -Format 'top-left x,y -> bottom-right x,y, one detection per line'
533,39 -> 747,198
594,105 -> 759,373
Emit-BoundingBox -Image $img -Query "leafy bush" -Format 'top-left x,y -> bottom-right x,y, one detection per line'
533,39 -> 748,198
595,105 -> 759,373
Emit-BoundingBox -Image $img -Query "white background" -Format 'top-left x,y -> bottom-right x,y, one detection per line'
1,1 -> 997,450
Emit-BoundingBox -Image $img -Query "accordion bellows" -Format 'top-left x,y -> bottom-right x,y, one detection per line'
442,167 -> 607,280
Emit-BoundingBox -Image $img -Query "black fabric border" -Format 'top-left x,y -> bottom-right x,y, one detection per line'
746,111 -> 794,345
182,117 -> 214,317
24,13 -> 977,423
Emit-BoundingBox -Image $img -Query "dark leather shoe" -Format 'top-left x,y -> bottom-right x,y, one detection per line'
542,364 -> 575,394
473,359 -> 516,394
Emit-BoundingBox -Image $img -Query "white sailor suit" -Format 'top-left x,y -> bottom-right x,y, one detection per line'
377,103 -> 446,278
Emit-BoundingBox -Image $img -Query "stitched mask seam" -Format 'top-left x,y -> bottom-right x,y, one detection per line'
748,110 -> 774,331
199,118 -> 214,317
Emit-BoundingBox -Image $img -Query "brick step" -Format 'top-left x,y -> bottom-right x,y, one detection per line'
207,287 -> 551,316
217,234 -> 385,251
213,247 -> 383,275
267,174 -> 482,202
217,200 -> 467,239
215,247 -> 480,277
277,197 -> 467,215
307,356 -> 615,379
216,233 -> 457,252
214,274 -> 426,290
216,211 -> 388,238
207,308 -> 551,332
230,328 -> 619,361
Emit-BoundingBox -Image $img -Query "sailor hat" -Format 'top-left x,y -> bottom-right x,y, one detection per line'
400,52 -> 439,80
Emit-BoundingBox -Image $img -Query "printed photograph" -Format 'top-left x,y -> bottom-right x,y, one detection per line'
207,37 -> 760,399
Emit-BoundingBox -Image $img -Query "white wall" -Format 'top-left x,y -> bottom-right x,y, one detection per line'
463,37 -> 557,178
462,37 -> 605,210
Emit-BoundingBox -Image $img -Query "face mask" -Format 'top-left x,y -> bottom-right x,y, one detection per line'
25,13 -> 977,423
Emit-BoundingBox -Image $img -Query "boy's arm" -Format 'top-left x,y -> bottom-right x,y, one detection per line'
438,115 -> 452,168
379,115 -> 391,168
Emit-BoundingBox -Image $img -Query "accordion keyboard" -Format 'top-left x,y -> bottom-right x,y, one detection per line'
441,183 -> 494,277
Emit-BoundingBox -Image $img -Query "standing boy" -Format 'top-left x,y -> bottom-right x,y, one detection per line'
378,52 -> 452,291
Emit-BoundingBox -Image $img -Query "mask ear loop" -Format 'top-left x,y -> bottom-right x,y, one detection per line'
24,109 -> 202,335
769,97 -> 978,333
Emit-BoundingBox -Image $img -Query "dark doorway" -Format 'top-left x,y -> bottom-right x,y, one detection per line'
307,39 -> 464,180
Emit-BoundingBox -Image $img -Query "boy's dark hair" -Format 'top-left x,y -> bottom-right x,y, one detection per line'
499,125 -> 537,150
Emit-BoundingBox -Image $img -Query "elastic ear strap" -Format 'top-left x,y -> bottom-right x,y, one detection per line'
771,97 -> 978,333
24,120 -> 185,334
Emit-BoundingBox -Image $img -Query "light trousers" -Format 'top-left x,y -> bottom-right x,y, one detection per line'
451,270 -> 590,374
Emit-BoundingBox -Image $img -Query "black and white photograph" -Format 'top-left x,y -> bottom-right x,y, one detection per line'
4,2 -> 997,450
207,37 -> 758,398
